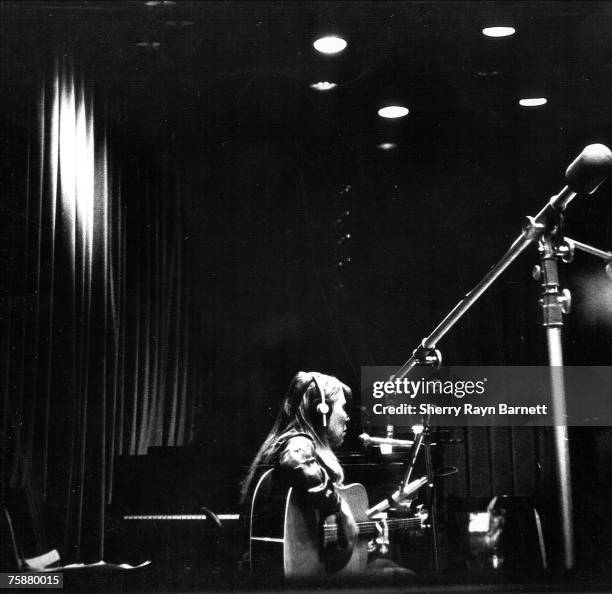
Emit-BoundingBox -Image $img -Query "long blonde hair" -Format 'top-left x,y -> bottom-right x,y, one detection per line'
240,371 -> 351,503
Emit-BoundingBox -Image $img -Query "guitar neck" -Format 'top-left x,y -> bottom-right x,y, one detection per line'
323,516 -> 423,544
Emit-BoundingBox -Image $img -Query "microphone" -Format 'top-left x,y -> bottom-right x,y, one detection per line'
367,476 -> 428,517
565,143 -> 612,195
551,144 -> 612,212
359,433 -> 414,448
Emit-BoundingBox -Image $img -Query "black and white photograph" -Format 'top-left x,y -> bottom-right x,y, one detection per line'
2,1 -> 612,592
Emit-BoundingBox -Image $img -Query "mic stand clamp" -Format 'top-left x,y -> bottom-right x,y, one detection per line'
532,251 -> 572,324
555,239 -> 575,264
410,346 -> 443,369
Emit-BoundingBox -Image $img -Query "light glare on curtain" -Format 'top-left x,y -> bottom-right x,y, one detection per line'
56,73 -> 96,262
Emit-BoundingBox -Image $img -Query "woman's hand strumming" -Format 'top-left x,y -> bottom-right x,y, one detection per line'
336,498 -> 358,550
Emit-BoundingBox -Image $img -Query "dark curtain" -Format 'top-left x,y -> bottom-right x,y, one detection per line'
0,58 -> 194,562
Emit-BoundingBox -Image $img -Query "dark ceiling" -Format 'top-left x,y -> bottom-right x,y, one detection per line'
2,1 -> 612,377
2,1 -> 612,151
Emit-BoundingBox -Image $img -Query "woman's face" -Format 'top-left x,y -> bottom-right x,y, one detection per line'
326,391 -> 350,447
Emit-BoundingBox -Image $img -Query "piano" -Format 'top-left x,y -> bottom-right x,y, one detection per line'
108,445 -> 434,587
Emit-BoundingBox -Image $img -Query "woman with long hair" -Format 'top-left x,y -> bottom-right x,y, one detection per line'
241,371 -> 358,550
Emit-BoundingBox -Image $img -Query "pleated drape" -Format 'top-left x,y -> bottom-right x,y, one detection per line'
1,58 -> 194,562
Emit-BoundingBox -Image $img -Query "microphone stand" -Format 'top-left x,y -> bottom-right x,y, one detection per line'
385,147 -> 612,572
529,230 -> 611,571
422,422 -> 440,572
400,420 -> 440,572
387,191 -> 581,571
378,418 -> 441,572
533,213 -> 574,570
538,235 -> 612,571
398,424 -> 425,491
366,422 -> 439,570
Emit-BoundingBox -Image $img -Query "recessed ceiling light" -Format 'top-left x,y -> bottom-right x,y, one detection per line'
378,106 -> 409,119
482,26 -> 516,37
165,20 -> 195,28
145,0 -> 176,6
135,41 -> 161,50
378,142 -> 397,151
310,81 -> 337,91
476,70 -> 501,78
313,36 -> 347,54
519,98 -> 547,107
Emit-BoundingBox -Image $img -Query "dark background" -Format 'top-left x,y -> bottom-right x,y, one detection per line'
2,0 -> 612,581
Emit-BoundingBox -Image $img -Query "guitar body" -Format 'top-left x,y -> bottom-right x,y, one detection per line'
249,469 -> 369,579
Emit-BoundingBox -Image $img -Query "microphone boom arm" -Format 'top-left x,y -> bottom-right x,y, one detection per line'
392,144 -> 612,381
392,191 -> 574,380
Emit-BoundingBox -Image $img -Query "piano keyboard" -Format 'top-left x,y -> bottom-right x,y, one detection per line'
123,514 -> 240,521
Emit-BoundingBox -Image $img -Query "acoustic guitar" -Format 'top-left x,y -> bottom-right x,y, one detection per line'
249,468 -> 426,578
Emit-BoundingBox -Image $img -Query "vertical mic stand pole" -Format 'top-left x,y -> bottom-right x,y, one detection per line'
422,422 -> 440,572
394,420 -> 441,572
534,231 -> 574,571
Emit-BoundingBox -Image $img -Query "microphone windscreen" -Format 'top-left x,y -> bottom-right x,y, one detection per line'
565,143 -> 612,195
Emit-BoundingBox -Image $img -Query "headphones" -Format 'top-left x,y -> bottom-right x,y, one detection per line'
310,373 -> 330,427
